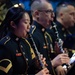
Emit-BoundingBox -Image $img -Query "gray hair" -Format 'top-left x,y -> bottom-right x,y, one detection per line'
31,0 -> 49,13
56,3 -> 71,17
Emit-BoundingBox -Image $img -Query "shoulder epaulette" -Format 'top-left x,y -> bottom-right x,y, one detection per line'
0,36 -> 11,45
30,25 -> 36,34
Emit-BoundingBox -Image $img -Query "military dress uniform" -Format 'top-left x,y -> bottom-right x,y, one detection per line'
54,21 -> 72,41
69,24 -> 75,34
29,21 -> 56,75
51,21 -> 75,57
0,32 -> 41,75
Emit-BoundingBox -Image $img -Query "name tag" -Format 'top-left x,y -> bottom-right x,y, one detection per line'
16,53 -> 22,56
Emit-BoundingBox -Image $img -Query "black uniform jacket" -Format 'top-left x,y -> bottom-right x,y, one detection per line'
55,21 -> 72,41
0,32 -> 41,75
29,21 -> 56,75
53,21 -> 75,57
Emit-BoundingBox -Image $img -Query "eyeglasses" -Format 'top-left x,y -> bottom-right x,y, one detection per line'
38,9 -> 54,14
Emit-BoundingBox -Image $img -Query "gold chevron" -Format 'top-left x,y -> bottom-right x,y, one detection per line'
0,59 -> 12,73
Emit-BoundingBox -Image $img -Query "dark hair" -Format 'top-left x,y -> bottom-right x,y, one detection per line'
0,6 -> 26,39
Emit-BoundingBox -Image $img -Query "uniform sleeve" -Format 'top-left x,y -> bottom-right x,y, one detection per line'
0,47 -> 13,74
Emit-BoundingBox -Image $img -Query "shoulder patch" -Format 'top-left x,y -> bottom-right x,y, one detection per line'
0,36 -> 11,45
30,25 -> 36,34
0,59 -> 12,73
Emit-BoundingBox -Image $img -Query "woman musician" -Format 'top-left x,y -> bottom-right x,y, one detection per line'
0,5 -> 50,75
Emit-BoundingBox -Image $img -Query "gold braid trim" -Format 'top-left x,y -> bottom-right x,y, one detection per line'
0,59 -> 12,73
22,38 -> 36,59
31,25 -> 36,34
4,37 -> 11,45
45,32 -> 52,43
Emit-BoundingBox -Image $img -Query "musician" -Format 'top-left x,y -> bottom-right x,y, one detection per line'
55,3 -> 75,41
29,0 -> 70,75
0,6 -> 50,75
53,3 -> 75,58
68,5 -> 75,34
65,6 -> 75,75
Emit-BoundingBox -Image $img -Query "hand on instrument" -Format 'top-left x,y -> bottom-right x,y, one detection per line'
55,65 -> 67,75
35,68 -> 51,75
51,53 -> 70,67
40,54 -> 48,67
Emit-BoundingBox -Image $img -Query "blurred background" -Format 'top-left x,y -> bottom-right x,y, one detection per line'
0,0 -> 75,25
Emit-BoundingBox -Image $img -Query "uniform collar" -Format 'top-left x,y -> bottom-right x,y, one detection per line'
56,20 -> 66,32
32,21 -> 46,32
8,32 -> 21,42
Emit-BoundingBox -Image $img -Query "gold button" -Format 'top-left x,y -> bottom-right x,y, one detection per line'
23,52 -> 25,55
42,28 -> 45,32
6,36 -> 9,39
62,28 -> 65,31
16,50 -> 18,53
16,38 -> 19,41
21,45 -> 23,48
